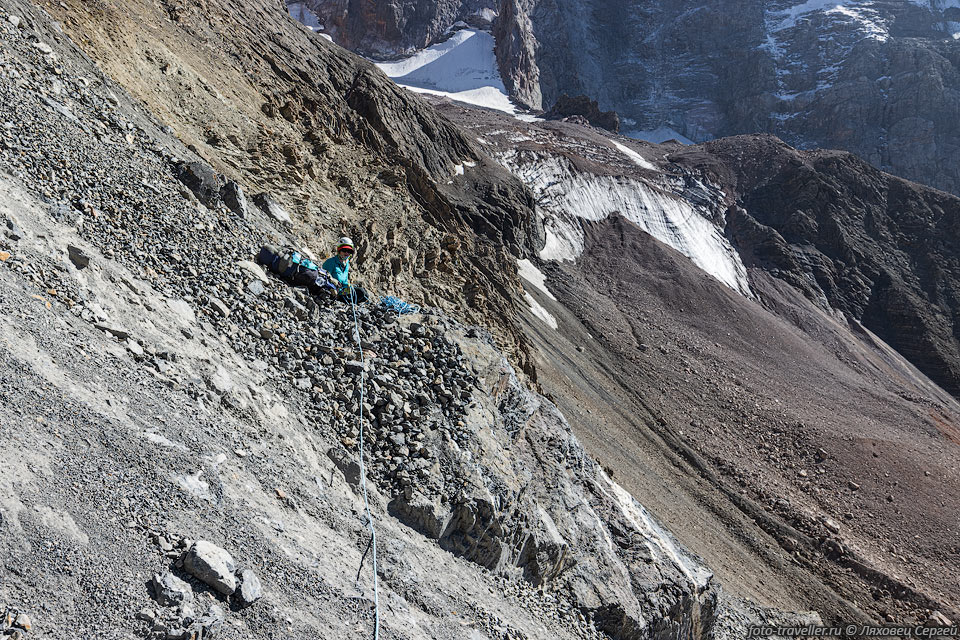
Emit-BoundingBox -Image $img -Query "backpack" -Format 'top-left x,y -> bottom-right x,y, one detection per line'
257,245 -> 335,294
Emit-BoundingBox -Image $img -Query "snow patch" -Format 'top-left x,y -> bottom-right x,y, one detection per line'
610,140 -> 657,171
767,0 -> 889,38
374,30 -> 520,115
539,224 -> 582,262
517,259 -> 557,300
524,292 -> 558,330
501,151 -> 752,296
374,30 -> 501,91
599,471 -> 713,590
514,113 -> 543,123
397,84 -> 517,114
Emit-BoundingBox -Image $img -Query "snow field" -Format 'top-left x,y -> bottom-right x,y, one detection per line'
517,259 -> 557,301
524,292 -> 559,330
373,29 -> 527,117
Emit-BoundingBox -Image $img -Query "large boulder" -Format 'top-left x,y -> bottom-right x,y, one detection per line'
175,161 -> 222,209
182,541 -> 237,595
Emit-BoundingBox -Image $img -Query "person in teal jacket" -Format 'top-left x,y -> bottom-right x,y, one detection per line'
322,236 -> 369,304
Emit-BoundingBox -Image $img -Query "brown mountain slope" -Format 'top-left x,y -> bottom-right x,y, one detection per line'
521,215 -> 960,623
671,135 -> 960,399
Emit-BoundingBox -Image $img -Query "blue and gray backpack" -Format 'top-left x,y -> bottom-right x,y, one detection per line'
257,244 -> 335,294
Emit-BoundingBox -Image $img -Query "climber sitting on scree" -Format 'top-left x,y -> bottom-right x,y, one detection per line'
322,236 -> 369,304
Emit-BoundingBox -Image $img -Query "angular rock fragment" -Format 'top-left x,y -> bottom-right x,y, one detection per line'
237,260 -> 269,283
193,604 -> 225,636
252,192 -> 291,224
220,180 -> 248,217
4,218 -> 23,241
182,541 -> 237,595
150,572 -> 194,606
175,161 -> 221,209
95,321 -> 131,340
235,568 -> 262,607
208,296 -> 230,318
67,245 -> 90,269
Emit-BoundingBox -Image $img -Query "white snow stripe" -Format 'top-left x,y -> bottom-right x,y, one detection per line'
611,140 -> 657,171
524,292 -> 558,330
517,259 -> 557,301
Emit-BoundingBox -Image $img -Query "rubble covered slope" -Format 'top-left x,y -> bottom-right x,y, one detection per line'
431,98 -> 960,625
0,0 -> 820,639
1,0 -> 959,637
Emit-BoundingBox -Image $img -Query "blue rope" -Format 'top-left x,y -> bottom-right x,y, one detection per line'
379,295 -> 420,315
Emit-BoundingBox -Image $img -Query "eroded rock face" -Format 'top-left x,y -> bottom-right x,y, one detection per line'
544,94 -> 619,132
492,0 -> 960,195
288,0 -> 494,56
387,342 -> 721,638
671,134 -> 960,398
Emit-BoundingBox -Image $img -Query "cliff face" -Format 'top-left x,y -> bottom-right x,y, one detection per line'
492,0 -> 960,195
303,0 -> 960,196
289,0 -> 495,56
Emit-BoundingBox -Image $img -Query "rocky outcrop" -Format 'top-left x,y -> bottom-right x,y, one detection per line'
288,0 -> 495,56
490,0 -> 960,196
492,0 -> 541,109
387,339 -> 724,639
544,94 -> 619,132
671,134 -> 960,398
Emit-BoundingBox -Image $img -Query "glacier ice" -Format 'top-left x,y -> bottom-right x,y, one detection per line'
501,151 -> 752,297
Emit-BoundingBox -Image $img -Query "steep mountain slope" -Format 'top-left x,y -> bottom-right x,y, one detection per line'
40,0 -> 542,369
3,0 -> 960,635
430,98 -> 960,622
0,0 -> 827,638
688,135 -> 960,398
